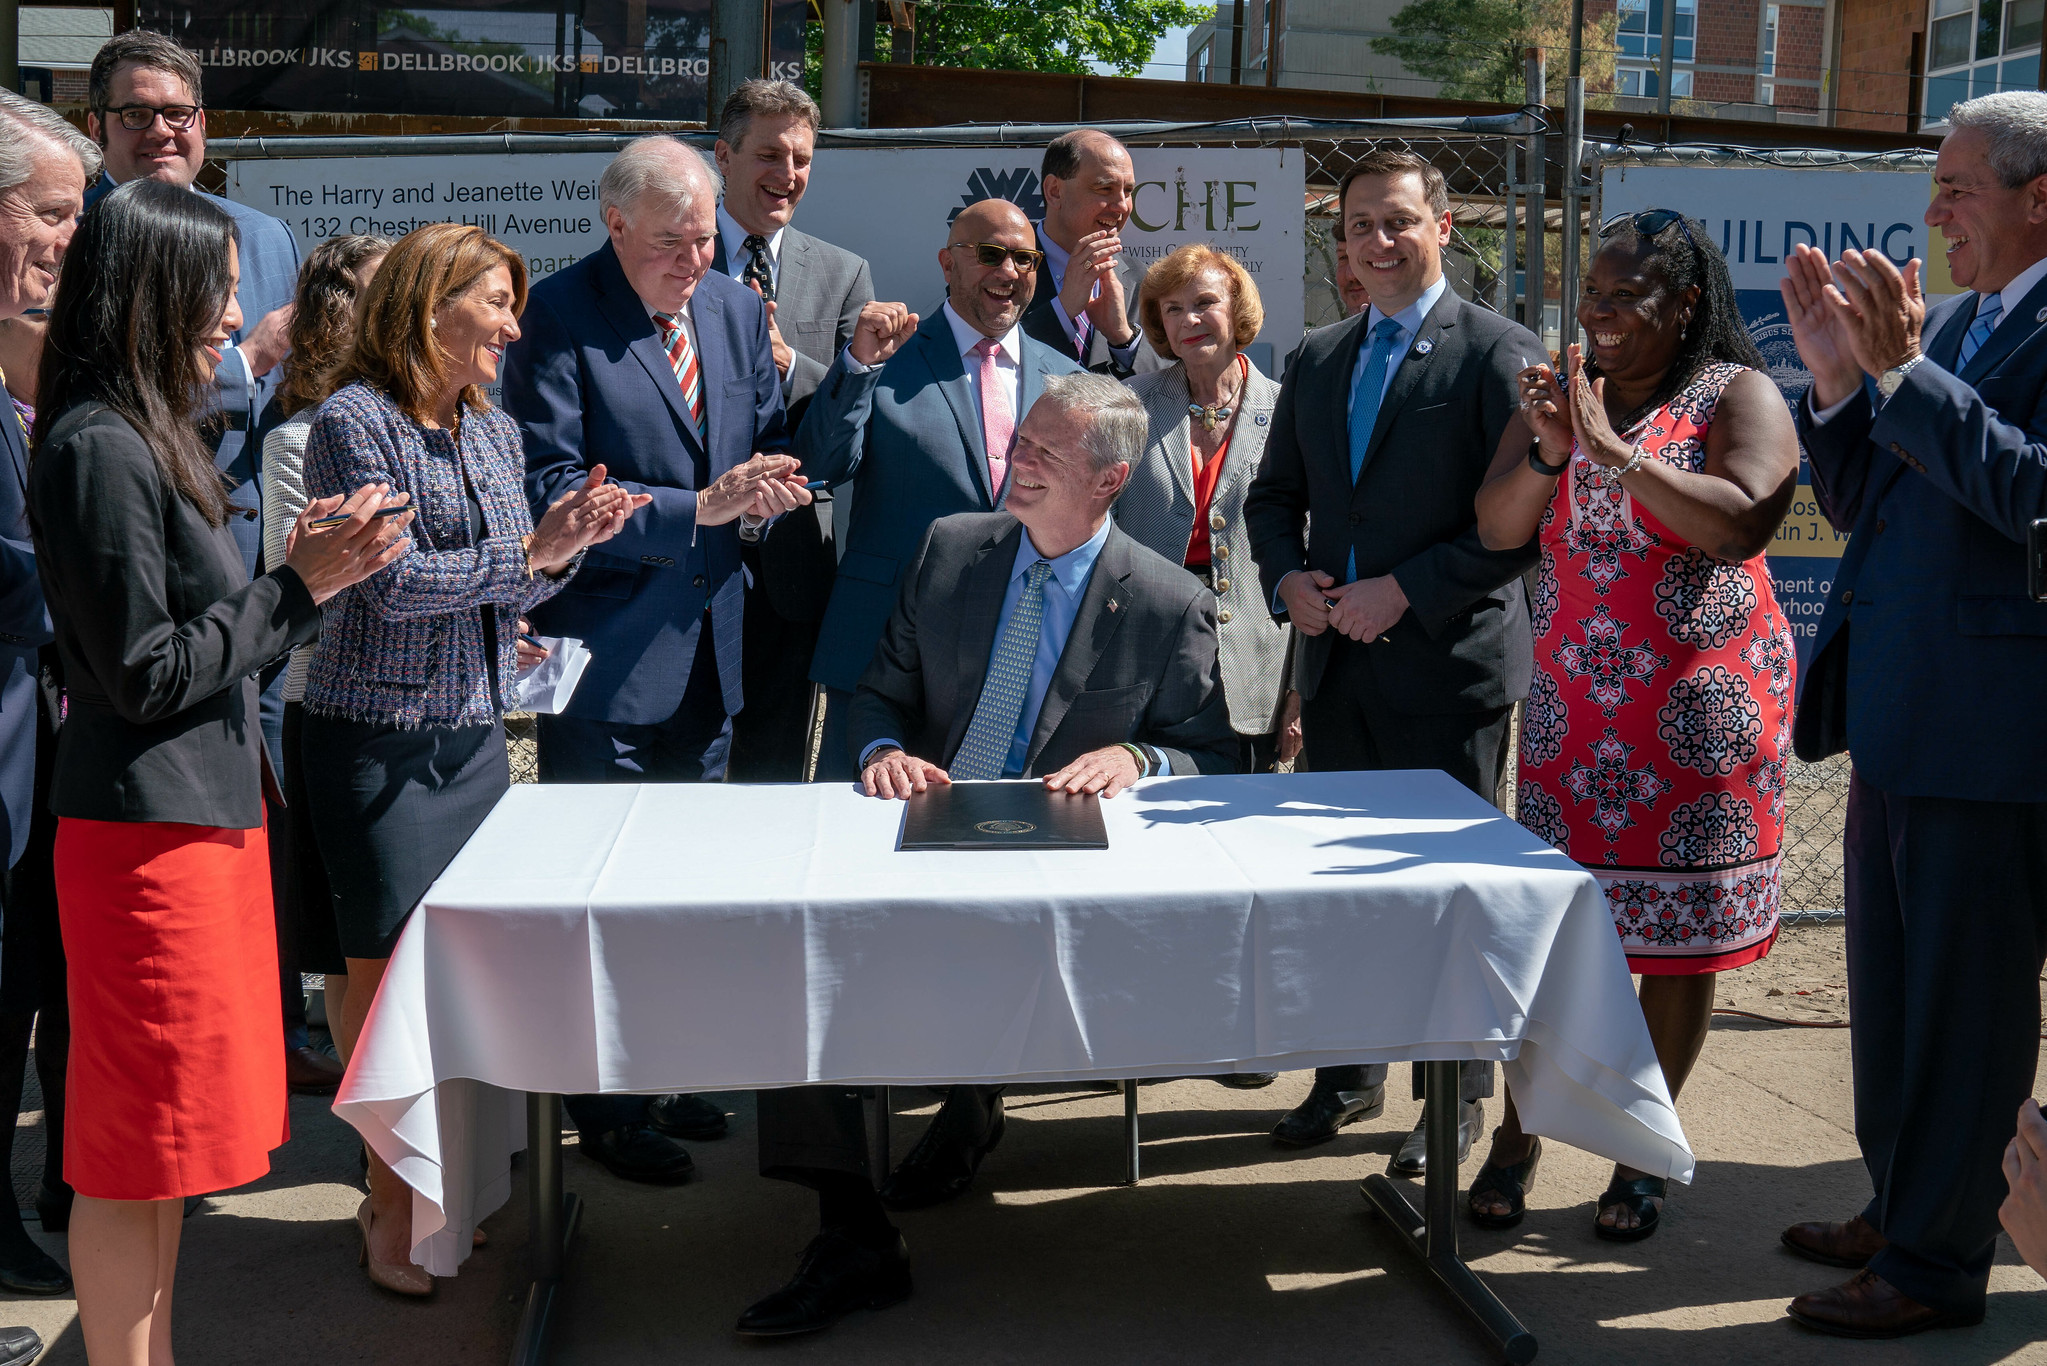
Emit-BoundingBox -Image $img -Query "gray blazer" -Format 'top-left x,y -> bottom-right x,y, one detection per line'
716,224 -> 875,422
1118,361 -> 1291,736
850,513 -> 1241,778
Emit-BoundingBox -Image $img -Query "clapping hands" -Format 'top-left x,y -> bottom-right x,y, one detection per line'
528,464 -> 652,573
1779,244 -> 1925,409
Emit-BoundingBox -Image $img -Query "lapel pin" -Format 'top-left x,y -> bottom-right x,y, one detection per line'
2036,307 -> 2046,323
1415,338 -> 1434,355
1255,413 -> 1268,425
1108,599 -> 1120,613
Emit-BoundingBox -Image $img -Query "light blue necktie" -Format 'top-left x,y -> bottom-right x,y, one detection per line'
1958,294 -> 2003,371
1346,318 -> 1405,581
951,560 -> 1053,781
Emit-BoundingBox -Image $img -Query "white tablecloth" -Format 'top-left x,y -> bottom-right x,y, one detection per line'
333,771 -> 1694,1275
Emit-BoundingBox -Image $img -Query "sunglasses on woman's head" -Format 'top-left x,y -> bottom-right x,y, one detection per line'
1601,209 -> 1698,251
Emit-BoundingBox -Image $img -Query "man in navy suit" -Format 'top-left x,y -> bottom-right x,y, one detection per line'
1777,91 -> 2047,1339
1021,129 -> 1165,378
504,136 -> 809,1183
795,197 -> 1083,778
0,91 -> 100,1318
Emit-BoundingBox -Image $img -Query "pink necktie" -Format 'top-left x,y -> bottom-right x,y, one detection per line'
973,337 -> 1014,501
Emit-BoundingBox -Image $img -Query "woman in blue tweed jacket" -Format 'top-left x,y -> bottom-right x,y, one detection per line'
298,223 -> 647,1295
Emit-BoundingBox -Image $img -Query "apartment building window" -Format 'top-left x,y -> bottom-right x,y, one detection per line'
1759,4 -> 1779,102
1616,0 -> 1696,99
1925,0 -> 2044,124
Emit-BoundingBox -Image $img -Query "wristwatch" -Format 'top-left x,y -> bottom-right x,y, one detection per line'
1876,354 -> 1925,401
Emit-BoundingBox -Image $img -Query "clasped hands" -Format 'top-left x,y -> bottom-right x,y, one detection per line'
1516,342 -> 1634,472
1278,569 -> 1408,643
696,453 -> 815,527
861,745 -> 1144,800
1058,229 -> 1137,347
1778,243 -> 1925,410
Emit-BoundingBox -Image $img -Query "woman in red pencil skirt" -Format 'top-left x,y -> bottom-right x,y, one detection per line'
27,179 -> 412,1366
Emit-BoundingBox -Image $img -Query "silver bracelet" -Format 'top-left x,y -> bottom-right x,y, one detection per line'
1596,445 -> 1649,487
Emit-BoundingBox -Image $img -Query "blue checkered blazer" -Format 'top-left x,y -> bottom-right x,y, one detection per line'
301,383 -> 568,728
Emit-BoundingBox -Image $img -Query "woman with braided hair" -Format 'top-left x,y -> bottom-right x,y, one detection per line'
1469,208 -> 1802,1241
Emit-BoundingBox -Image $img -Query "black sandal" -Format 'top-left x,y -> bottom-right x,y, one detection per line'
1594,1173 -> 1666,1242
1465,1134 -> 1542,1230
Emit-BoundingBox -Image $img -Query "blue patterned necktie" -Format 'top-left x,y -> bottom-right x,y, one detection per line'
951,561 -> 1053,781
1958,294 -> 2003,370
1346,317 -> 1405,580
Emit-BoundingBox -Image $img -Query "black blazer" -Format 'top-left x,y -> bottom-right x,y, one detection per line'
1243,289 -> 1541,713
29,405 -> 319,828
851,513 -> 1241,778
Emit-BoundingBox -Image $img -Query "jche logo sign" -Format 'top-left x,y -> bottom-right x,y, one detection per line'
948,165 -> 1262,234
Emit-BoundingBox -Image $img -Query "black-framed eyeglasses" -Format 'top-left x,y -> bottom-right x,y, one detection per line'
1601,208 -> 1698,251
105,103 -> 201,132
950,242 -> 1045,272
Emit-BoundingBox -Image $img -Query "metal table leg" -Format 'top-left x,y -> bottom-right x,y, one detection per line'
1360,1061 -> 1537,1364
866,1085 -> 892,1181
510,1092 -> 582,1366
1122,1079 -> 1140,1186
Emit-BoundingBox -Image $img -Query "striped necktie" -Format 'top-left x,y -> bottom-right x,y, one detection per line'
1958,294 -> 2003,370
951,560 -> 1053,781
654,312 -> 705,441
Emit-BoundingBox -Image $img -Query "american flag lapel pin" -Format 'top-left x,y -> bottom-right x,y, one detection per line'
1108,598 -> 1120,613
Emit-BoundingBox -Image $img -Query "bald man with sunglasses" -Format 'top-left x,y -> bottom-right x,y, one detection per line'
794,199 -> 1083,779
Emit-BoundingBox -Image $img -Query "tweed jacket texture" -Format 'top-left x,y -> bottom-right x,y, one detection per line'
1118,361 -> 1290,735
301,383 -> 567,728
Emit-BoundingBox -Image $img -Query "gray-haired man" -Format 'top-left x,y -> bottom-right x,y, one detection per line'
739,374 -> 1239,1340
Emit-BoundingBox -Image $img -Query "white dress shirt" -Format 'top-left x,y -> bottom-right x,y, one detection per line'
717,205 -> 784,293
1036,223 -> 1142,369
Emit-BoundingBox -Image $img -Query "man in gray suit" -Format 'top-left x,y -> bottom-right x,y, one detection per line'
1023,129 -> 1166,378
1245,147 -> 1541,1171
738,373 -> 1238,1340
796,198 -> 1082,779
711,79 -> 876,780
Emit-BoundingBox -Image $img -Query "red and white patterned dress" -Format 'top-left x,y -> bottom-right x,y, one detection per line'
1516,362 -> 1795,975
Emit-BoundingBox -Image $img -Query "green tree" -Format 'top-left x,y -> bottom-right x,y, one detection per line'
805,0 -> 1206,94
1372,0 -> 1617,105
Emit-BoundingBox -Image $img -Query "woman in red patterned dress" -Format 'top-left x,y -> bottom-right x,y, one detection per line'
1468,210 -> 1802,1241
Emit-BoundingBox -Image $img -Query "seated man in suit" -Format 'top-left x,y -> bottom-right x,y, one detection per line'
504,134 -> 810,1184
710,78 -> 875,780
1023,128 -> 1165,378
738,373 -> 1239,1339
796,197 -> 1083,778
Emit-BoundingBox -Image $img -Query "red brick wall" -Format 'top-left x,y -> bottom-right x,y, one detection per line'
1834,0 -> 1922,129
1776,5 -> 1827,108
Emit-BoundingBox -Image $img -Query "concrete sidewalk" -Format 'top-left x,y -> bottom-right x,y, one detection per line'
9,926 -> 2047,1363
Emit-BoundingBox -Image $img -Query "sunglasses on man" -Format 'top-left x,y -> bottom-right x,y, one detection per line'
950,242 -> 1045,273
103,103 -> 201,132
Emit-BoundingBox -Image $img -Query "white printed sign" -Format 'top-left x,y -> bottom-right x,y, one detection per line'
227,145 -> 1307,355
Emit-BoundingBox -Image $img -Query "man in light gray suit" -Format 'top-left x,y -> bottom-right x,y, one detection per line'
737,374 -> 1239,1340
796,198 -> 1083,779
712,79 -> 876,781
1023,129 -> 1167,378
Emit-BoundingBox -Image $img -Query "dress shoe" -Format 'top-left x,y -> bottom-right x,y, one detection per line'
1272,1080 -> 1385,1147
1782,1214 -> 1888,1269
30,1184 -> 69,1234
1389,1099 -> 1484,1175
878,1105 -> 1005,1210
1215,1072 -> 1279,1089
0,1232 -> 68,1296
647,1092 -> 729,1141
1787,1269 -> 1981,1339
0,1325 -> 41,1366
356,1198 -> 433,1297
286,1045 -> 346,1095
578,1123 -> 695,1185
734,1229 -> 912,1337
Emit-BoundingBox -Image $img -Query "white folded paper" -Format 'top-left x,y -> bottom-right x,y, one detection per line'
511,635 -> 591,714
